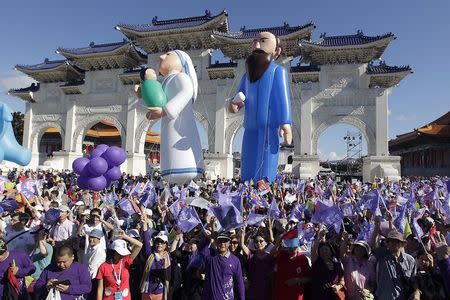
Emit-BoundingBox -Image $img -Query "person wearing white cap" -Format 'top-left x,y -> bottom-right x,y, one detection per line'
96,230 -> 142,300
139,229 -> 171,300
340,231 -> 375,300
84,228 -> 106,300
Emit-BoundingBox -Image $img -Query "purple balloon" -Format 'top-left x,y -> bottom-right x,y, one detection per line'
105,166 -> 121,181
88,157 -> 108,177
102,146 -> 126,167
87,175 -> 107,191
81,165 -> 93,177
105,177 -> 112,189
77,176 -> 89,190
72,157 -> 90,175
96,144 -> 109,151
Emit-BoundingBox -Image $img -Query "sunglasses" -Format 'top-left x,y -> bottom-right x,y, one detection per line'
231,241 -> 239,245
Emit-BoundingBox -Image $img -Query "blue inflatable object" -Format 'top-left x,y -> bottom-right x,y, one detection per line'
0,103 -> 31,166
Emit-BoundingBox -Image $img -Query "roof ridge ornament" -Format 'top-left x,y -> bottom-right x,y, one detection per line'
89,41 -> 95,47
205,9 -> 211,17
357,29 -> 364,36
44,58 -> 49,63
152,16 -> 158,25
240,25 -> 246,31
284,21 -> 289,28
320,32 -> 326,38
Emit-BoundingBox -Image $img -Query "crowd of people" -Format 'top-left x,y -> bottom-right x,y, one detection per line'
0,168 -> 449,300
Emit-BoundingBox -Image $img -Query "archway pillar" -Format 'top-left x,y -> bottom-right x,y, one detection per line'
213,82 -> 229,154
123,90 -> 147,175
362,156 -> 401,182
292,155 -> 320,180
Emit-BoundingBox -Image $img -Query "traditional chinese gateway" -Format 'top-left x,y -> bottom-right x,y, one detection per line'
8,10 -> 411,181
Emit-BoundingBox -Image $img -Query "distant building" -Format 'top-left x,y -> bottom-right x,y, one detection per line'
389,111 -> 450,176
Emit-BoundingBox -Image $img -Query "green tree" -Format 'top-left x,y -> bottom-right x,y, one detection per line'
11,111 -> 24,145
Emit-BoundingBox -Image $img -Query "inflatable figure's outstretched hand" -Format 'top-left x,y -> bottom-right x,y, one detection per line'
134,84 -> 141,98
146,107 -> 166,120
228,92 -> 246,113
279,123 -> 293,145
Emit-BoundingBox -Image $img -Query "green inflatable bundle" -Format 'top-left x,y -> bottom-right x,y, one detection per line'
141,80 -> 167,107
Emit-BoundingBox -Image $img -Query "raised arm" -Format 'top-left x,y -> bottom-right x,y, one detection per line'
115,230 -> 143,260
311,226 -> 326,264
339,231 -> 350,262
239,226 -> 251,257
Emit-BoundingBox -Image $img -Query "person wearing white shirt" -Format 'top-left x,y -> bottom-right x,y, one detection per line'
48,205 -> 76,246
86,228 -> 106,300
78,208 -> 112,263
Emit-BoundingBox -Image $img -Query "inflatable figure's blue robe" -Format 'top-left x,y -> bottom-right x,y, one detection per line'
237,61 -> 292,182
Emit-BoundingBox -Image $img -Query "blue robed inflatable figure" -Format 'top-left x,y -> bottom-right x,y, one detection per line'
0,103 -> 31,166
229,32 -> 292,182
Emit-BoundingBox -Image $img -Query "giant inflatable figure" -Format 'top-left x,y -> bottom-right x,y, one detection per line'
136,50 -> 204,185
0,103 -> 31,166
229,32 -> 292,182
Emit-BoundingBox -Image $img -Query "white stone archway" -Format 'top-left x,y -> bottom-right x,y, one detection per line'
72,114 -> 126,153
30,122 -> 65,153
225,116 -> 244,155
311,115 -> 375,157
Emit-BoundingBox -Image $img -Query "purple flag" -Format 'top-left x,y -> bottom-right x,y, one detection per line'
45,208 -> 61,223
296,179 -> 305,194
356,221 -> 375,244
268,199 -> 284,220
247,212 -> 267,226
177,206 -> 201,233
117,197 -> 136,216
341,202 -> 353,217
210,204 -> 244,232
140,187 -> 157,208
393,204 -> 407,234
169,199 -> 186,219
0,199 -> 19,212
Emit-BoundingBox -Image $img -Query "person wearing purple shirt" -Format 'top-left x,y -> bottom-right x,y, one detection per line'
201,233 -> 245,300
34,246 -> 91,300
140,216 -> 171,299
0,238 -> 36,299
435,238 -> 450,298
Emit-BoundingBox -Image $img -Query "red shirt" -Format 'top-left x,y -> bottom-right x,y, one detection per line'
97,255 -> 133,300
273,250 -> 311,300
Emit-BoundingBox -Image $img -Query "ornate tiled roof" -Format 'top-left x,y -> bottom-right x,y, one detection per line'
301,31 -> 395,48
212,22 -> 315,40
57,41 -> 146,71
15,59 -> 84,83
367,62 -> 411,74
290,65 -> 320,73
15,58 -> 82,72
8,83 -> 40,93
7,83 -> 40,102
116,10 -> 228,33
57,40 -> 146,59
214,22 -> 315,40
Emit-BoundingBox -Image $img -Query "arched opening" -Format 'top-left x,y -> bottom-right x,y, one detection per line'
145,120 -> 161,170
39,128 -> 62,165
317,124 -> 368,179
82,120 -> 122,156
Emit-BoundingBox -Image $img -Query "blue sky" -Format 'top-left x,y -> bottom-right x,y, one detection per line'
1,0 -> 449,159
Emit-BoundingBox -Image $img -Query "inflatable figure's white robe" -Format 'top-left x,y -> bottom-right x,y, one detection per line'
160,71 -> 204,184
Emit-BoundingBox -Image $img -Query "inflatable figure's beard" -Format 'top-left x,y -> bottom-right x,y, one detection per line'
246,49 -> 273,83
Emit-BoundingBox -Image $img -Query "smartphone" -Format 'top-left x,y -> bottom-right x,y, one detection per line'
56,280 -> 71,286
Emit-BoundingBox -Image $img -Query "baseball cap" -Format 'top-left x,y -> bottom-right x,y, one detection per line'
154,231 -> 168,243
128,229 -> 140,238
89,229 -> 104,239
59,205 -> 70,213
75,201 -> 84,206
33,205 -> 44,212
111,239 -> 131,256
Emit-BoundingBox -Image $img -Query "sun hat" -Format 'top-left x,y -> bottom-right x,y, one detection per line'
89,229 -> 104,239
111,239 -> 131,256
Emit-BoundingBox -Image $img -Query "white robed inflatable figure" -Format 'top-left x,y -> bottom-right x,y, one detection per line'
144,50 -> 204,184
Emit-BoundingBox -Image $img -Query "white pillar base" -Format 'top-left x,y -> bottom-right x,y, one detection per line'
204,153 -> 234,180
126,153 -> 147,176
292,155 -> 320,180
362,156 -> 401,182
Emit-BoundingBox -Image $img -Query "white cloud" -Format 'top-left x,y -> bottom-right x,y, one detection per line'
0,71 -> 34,92
318,148 -> 346,161
395,113 -> 417,122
